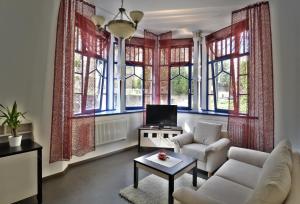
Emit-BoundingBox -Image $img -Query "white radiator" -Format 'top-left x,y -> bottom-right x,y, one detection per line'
95,118 -> 128,146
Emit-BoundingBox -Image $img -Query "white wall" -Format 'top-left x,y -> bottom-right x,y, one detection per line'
269,0 -> 300,151
0,0 -> 143,177
0,0 -> 64,176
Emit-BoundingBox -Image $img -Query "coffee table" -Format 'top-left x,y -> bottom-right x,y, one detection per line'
134,150 -> 197,204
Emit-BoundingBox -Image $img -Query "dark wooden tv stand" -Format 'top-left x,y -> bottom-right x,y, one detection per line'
138,126 -> 183,152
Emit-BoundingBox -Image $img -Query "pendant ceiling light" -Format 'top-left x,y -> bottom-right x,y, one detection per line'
91,0 -> 144,39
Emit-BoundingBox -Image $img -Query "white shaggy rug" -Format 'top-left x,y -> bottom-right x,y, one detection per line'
119,173 -> 206,204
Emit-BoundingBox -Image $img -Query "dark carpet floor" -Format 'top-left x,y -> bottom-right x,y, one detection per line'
17,148 -> 207,204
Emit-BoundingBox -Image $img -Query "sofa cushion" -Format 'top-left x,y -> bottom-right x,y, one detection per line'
193,122 -> 222,145
245,140 -> 292,204
173,187 -> 221,204
181,143 -> 207,162
263,140 -> 292,171
284,152 -> 300,204
215,159 -> 262,189
197,175 -> 253,204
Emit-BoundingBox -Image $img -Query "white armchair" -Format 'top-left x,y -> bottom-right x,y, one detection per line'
171,122 -> 230,176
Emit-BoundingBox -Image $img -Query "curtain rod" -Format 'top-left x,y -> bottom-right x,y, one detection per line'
232,1 -> 269,14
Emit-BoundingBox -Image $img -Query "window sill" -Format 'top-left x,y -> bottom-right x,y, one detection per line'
95,109 -> 144,117
178,110 -> 255,119
73,109 -> 232,118
72,109 -> 144,118
178,110 -> 229,117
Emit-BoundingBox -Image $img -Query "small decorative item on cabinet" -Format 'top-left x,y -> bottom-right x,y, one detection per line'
0,101 -> 27,147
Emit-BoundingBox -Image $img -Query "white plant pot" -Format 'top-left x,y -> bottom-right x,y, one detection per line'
8,135 -> 22,147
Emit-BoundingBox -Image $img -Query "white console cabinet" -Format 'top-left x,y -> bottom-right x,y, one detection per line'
138,126 -> 183,151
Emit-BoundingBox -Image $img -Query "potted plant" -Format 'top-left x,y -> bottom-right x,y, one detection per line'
0,101 -> 26,147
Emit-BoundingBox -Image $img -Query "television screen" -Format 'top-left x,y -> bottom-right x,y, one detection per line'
146,105 -> 177,127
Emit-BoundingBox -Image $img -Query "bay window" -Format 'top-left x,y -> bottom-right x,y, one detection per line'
125,45 -> 144,109
168,45 -> 193,109
72,30 -> 199,114
159,47 -> 169,105
144,47 -> 153,106
73,18 -> 110,114
207,28 -> 249,114
170,66 -> 191,108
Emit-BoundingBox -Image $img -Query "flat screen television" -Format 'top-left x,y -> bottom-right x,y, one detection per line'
146,105 -> 177,127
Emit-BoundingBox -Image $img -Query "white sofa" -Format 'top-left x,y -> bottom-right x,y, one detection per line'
173,140 -> 300,204
171,122 -> 230,176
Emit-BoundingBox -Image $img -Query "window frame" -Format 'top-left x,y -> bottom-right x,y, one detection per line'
125,43 -> 145,110
125,64 -> 144,110
206,31 -> 249,114
112,41 -> 119,111
74,50 -> 109,114
207,55 -> 232,113
168,46 -> 193,110
169,65 -> 192,110
144,47 -> 154,106
73,23 -> 110,115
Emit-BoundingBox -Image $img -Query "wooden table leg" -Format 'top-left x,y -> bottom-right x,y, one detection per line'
134,161 -> 139,188
37,149 -> 42,203
168,175 -> 174,204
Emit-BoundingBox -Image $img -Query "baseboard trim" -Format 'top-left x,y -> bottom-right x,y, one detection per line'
42,167 -> 69,181
43,144 -> 138,181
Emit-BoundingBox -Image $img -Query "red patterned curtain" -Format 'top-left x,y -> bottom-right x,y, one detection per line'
142,31 -> 173,124
50,0 -> 76,162
142,31 -> 157,124
206,25 -> 233,60
72,1 -> 96,158
144,31 -> 159,104
50,0 -> 106,162
159,32 -> 172,105
228,1 -> 274,152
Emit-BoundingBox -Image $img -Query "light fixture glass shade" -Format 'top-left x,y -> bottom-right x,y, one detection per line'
107,20 -> 135,39
130,10 -> 144,23
91,15 -> 105,27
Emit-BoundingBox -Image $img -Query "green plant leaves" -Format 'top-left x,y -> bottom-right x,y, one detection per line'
0,101 -> 27,136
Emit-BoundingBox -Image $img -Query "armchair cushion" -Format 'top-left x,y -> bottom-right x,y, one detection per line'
193,122 -> 222,145
171,133 -> 194,148
181,143 -> 207,162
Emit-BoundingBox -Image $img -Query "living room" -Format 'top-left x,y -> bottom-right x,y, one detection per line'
0,0 -> 299,203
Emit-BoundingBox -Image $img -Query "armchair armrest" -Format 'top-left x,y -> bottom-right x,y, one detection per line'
205,138 -> 230,173
228,146 -> 270,168
205,138 -> 230,153
173,187 -> 221,204
171,133 -> 193,148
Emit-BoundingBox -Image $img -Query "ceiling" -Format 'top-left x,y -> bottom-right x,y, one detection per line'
89,0 -> 256,38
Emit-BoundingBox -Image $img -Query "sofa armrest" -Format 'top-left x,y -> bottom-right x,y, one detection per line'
173,187 -> 221,204
205,138 -> 230,153
171,133 -> 194,148
228,146 -> 270,168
